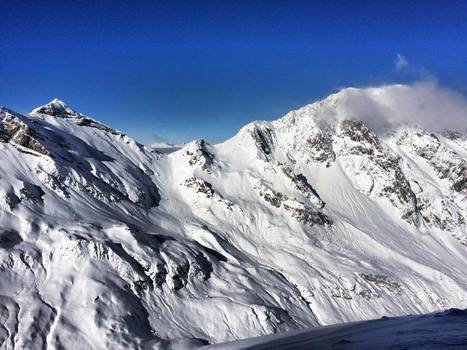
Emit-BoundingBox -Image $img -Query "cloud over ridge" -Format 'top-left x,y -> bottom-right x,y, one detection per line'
329,81 -> 467,133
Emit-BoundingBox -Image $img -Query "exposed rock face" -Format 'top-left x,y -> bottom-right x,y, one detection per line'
393,127 -> 466,241
254,180 -> 332,226
334,119 -> 419,224
282,200 -> 333,226
397,128 -> 467,194
359,273 -> 404,296
272,113 -> 335,166
452,165 -> 467,193
305,131 -> 335,165
1,105 -> 160,210
185,140 -> 215,173
0,109 -> 50,156
32,98 -> 79,118
184,177 -> 214,198
250,124 -> 275,157
265,91 -> 466,244
316,273 -> 405,301
255,181 -> 287,208
338,120 -> 381,154
280,164 -> 325,208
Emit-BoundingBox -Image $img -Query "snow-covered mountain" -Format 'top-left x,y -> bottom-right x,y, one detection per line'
0,85 -> 466,349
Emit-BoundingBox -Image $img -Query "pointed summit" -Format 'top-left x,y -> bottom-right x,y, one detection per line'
49,98 -> 69,107
31,98 -> 81,118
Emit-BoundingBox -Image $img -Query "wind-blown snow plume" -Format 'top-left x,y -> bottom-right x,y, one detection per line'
394,54 -> 408,71
328,81 -> 467,133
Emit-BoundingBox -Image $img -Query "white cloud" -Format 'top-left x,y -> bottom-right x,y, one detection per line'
332,81 -> 467,133
394,54 -> 408,71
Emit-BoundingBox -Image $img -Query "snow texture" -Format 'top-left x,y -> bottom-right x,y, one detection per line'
0,84 -> 466,349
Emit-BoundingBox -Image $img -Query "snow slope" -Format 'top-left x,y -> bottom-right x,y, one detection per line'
206,308 -> 467,350
0,85 -> 466,349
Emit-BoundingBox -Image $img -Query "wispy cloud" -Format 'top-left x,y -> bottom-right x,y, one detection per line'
394,54 -> 408,71
392,54 -> 437,82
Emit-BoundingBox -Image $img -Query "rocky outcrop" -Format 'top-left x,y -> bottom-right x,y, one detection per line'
280,164 -> 325,208
393,127 -> 466,240
335,119 -> 419,225
283,200 -> 333,226
32,99 -> 79,118
250,125 -> 274,158
397,128 -> 467,194
185,140 -> 215,173
254,180 -> 332,226
305,131 -> 335,165
338,120 -> 381,154
184,177 -> 214,198
0,109 -> 50,156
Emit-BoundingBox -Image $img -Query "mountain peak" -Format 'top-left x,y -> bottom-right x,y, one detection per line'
31,98 -> 81,118
49,98 -> 68,106
275,83 -> 467,136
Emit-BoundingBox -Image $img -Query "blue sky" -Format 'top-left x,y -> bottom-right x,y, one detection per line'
1,0 -> 466,144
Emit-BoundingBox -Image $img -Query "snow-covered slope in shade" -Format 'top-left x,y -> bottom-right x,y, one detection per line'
0,83 -> 466,349
205,308 -> 467,350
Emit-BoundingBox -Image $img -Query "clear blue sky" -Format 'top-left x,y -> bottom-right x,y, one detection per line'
1,0 -> 466,144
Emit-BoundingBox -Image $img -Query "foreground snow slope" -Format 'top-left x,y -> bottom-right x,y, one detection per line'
206,308 -> 467,350
0,85 -> 466,349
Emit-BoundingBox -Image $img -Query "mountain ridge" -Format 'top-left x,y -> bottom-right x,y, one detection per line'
0,84 -> 466,349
